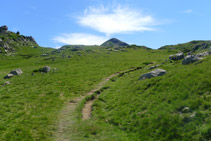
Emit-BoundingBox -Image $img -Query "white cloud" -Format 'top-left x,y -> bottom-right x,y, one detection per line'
53,33 -> 107,45
78,5 -> 157,35
183,9 -> 193,14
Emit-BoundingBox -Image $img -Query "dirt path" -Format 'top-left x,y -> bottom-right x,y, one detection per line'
82,73 -> 120,120
54,66 -> 142,140
82,66 -> 143,120
54,72 -> 120,141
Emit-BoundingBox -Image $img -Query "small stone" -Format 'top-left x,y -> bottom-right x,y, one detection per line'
182,107 -> 190,113
4,81 -> 10,85
190,112 -> 196,118
43,66 -> 51,73
4,74 -> 14,79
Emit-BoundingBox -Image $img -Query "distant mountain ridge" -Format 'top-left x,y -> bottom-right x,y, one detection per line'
101,38 -> 129,47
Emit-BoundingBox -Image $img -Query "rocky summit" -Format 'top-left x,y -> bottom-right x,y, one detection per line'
100,38 -> 129,47
0,25 -> 38,55
0,25 -> 8,34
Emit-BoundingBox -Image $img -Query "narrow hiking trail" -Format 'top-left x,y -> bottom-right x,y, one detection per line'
54,72 -> 120,141
81,73 -> 120,120
54,66 -> 143,141
82,66 -> 143,120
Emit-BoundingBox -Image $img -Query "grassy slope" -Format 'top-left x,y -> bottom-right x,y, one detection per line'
159,40 -> 211,53
82,55 -> 211,140
0,47 -> 170,140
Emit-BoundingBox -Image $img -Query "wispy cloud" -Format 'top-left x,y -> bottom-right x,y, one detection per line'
53,33 -> 107,45
183,9 -> 193,14
77,5 -> 157,35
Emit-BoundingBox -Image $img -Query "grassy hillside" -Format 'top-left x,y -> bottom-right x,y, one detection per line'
159,40 -> 211,53
0,46 -> 170,140
1,28 -> 210,141
73,54 -> 211,140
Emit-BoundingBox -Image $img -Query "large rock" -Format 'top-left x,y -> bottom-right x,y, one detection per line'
4,74 -> 14,79
43,66 -> 51,73
139,69 -> 167,80
0,25 -> 8,34
10,69 -> 23,75
196,51 -> 210,57
169,52 -> 184,60
182,55 -> 202,65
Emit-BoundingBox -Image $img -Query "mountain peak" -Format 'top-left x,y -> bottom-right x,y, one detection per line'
101,38 -> 129,47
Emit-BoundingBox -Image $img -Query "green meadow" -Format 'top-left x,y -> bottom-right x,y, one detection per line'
1,30 -> 211,140
0,45 -> 172,140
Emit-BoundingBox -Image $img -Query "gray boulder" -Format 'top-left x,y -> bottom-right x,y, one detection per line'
10,69 -> 23,75
182,55 -> 202,65
0,25 -> 8,33
149,65 -> 160,70
139,69 -> 167,80
196,51 -> 210,57
169,52 -> 184,60
43,66 -> 51,73
4,74 -> 14,79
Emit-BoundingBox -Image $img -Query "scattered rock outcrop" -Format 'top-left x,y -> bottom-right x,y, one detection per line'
169,52 -> 184,60
192,43 -> 209,51
159,40 -> 211,52
182,51 -> 211,65
139,69 -> 167,80
182,55 -> 202,65
0,25 -> 38,55
195,51 -> 210,57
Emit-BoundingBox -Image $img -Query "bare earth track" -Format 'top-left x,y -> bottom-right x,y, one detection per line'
54,67 -> 142,141
54,72 -> 120,141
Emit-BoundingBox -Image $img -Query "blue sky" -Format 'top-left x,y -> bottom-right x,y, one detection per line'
1,0 -> 211,49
